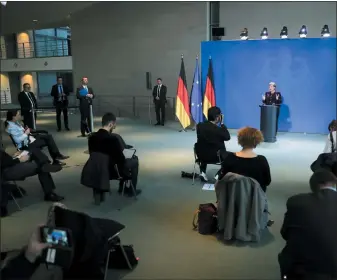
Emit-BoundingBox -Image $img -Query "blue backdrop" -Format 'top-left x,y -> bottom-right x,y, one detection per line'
201,38 -> 337,134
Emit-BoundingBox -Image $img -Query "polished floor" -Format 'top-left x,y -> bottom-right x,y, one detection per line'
1,112 -> 327,279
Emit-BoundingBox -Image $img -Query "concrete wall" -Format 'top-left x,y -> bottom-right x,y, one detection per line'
220,2 -> 336,40
0,56 -> 73,72
71,1 -> 207,118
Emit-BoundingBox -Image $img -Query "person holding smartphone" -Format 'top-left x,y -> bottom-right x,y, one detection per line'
196,106 -> 231,182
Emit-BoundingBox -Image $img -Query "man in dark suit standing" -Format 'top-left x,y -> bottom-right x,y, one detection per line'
262,82 -> 282,134
279,169 -> 337,280
196,106 -> 230,182
18,83 -> 38,129
76,77 -> 94,137
51,77 -> 70,132
152,78 -> 167,126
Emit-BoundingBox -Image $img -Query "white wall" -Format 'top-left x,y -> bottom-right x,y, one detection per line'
71,1 -> 207,101
220,2 -> 336,40
0,56 -> 73,72
0,72 -> 10,90
20,72 -> 38,97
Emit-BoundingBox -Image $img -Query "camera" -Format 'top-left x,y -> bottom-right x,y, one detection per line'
40,226 -> 74,268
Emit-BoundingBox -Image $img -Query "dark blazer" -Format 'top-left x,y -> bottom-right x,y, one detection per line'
18,91 -> 38,114
76,86 -> 95,108
196,121 -> 231,162
51,84 -> 70,106
279,189 -> 337,278
88,129 -> 126,172
152,85 -> 167,103
263,91 -> 282,106
81,152 -> 110,192
0,149 -> 20,171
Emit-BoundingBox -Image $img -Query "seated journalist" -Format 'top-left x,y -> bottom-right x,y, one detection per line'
1,225 -> 51,280
0,148 -> 64,217
278,169 -> 337,280
196,106 -> 230,182
5,109 -> 69,167
217,127 -> 271,192
324,119 -> 337,153
89,112 -> 141,196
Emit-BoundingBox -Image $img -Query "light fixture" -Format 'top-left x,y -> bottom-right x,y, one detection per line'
240,28 -> 248,40
33,19 -> 38,22
0,1 -> 7,6
260,27 -> 268,40
280,26 -> 288,39
321,25 -> 330,38
299,25 -> 307,38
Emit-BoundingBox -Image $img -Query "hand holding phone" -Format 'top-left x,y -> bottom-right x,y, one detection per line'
25,226 -> 50,263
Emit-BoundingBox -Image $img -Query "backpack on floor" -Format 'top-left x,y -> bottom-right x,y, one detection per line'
192,203 -> 218,235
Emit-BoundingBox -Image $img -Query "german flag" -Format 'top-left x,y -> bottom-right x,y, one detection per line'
203,57 -> 216,119
176,55 -> 191,129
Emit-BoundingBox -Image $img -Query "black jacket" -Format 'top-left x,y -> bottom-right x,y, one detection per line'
81,152 -> 110,192
152,85 -> 167,103
51,84 -> 70,106
263,91 -> 282,106
279,189 -> 337,277
76,86 -> 94,108
18,91 -> 38,115
196,121 -> 231,162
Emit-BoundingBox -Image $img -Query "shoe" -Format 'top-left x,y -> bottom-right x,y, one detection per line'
267,220 -> 274,227
154,123 -> 160,126
161,123 -> 164,126
199,172 -> 208,182
53,160 -> 66,167
125,144 -> 133,149
55,154 -> 69,160
126,189 -> 142,197
65,127 -> 70,131
44,193 -> 64,202
0,207 -> 8,218
42,163 -> 62,173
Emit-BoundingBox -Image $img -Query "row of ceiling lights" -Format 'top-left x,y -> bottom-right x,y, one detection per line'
240,25 -> 331,40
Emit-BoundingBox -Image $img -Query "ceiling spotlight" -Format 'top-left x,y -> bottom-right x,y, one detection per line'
280,26 -> 288,39
33,19 -> 38,22
240,28 -> 248,40
321,25 -> 330,38
260,27 -> 268,40
299,25 -> 307,38
1,1 -> 7,6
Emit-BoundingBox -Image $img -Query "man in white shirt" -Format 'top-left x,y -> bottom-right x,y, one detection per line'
18,83 -> 38,129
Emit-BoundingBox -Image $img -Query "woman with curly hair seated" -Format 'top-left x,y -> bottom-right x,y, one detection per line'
218,127 -> 271,192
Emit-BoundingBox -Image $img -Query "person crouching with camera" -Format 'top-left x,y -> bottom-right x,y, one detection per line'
196,106 -> 231,182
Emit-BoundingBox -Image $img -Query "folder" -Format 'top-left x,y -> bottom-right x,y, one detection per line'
79,88 -> 88,96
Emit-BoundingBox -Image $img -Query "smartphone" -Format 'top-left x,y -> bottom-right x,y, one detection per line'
40,226 -> 70,247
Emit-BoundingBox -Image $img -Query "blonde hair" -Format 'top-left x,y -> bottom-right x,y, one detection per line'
237,127 -> 264,148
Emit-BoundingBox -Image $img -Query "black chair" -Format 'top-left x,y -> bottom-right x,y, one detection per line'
192,143 -> 222,184
2,179 -> 25,211
112,163 -> 137,200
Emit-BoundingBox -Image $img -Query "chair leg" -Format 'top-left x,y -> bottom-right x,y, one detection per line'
119,243 -> 133,270
121,181 -> 127,197
13,181 -> 24,198
10,193 -> 22,211
192,162 -> 197,185
103,250 -> 111,280
129,182 -> 137,200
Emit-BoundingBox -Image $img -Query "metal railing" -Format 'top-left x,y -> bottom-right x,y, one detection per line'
0,39 -> 71,59
0,94 -> 178,124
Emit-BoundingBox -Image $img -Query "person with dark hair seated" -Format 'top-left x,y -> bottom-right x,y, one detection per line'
5,109 -> 69,167
324,119 -> 337,153
279,169 -> 337,280
89,113 -> 141,196
196,106 -> 230,182
217,127 -> 271,192
0,148 -> 64,216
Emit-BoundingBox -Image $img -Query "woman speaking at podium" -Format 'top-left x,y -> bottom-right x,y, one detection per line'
262,82 -> 283,134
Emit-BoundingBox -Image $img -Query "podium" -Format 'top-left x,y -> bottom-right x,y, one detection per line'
259,105 -> 278,143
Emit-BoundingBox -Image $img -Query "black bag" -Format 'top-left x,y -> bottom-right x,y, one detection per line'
192,203 -> 218,235
107,245 -> 138,269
